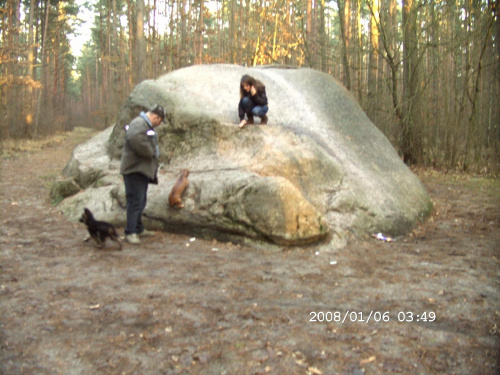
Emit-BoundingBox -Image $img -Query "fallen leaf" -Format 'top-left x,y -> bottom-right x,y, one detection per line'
360,356 -> 376,364
308,367 -> 323,375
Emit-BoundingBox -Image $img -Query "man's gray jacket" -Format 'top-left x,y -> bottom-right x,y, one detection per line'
120,113 -> 160,181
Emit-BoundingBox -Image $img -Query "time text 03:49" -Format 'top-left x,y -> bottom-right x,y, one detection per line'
309,311 -> 436,324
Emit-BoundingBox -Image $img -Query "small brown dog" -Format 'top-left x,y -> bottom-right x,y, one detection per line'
80,208 -> 122,250
169,169 -> 189,208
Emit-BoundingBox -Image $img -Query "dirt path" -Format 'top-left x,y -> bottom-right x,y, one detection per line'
1,131 -> 499,375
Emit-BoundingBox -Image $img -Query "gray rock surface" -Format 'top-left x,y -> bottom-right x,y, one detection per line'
58,64 -> 432,246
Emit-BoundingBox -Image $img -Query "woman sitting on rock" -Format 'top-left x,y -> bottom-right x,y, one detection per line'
238,74 -> 268,129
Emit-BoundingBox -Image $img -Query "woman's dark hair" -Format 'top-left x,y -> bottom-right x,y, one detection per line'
239,74 -> 265,98
240,75 -> 256,98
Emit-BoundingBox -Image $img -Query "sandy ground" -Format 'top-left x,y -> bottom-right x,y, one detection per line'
1,129 -> 499,375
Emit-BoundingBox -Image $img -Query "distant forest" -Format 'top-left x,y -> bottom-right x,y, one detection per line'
1,0 -> 498,171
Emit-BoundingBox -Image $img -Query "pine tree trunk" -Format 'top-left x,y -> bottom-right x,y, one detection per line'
136,0 -> 146,83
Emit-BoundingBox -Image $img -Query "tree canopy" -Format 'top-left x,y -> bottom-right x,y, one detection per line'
1,0 -> 498,172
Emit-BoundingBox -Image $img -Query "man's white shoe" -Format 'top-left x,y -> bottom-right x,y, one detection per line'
125,233 -> 141,244
139,230 -> 156,238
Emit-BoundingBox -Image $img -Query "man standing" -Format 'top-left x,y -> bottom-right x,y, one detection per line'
120,105 -> 166,244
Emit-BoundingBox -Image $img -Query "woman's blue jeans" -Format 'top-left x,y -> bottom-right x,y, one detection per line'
239,97 -> 268,120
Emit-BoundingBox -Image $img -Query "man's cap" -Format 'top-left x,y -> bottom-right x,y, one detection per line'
150,105 -> 167,123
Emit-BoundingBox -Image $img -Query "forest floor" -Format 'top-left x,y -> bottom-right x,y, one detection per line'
1,128 -> 499,375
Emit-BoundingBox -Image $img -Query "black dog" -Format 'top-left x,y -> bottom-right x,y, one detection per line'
79,208 -> 122,250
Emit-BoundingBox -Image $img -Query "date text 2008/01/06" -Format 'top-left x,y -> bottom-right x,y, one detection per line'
309,311 -> 436,324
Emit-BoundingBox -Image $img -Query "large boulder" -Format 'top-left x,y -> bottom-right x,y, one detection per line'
58,64 -> 432,246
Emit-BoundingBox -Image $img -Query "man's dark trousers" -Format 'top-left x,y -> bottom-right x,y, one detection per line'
123,172 -> 149,235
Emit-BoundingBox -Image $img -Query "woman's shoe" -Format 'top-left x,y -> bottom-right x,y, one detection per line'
260,115 -> 268,124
